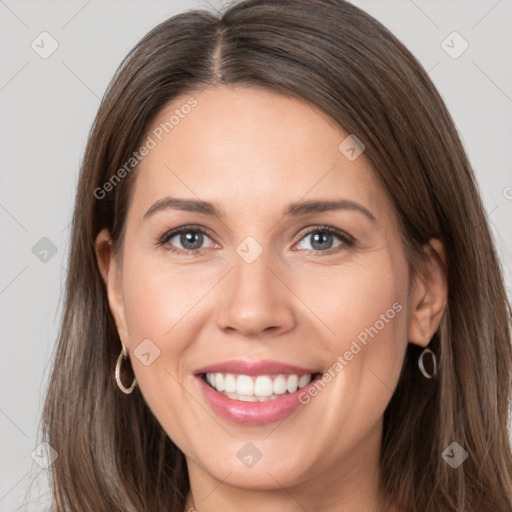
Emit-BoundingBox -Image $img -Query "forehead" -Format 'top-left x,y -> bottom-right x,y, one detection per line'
129,86 -> 393,224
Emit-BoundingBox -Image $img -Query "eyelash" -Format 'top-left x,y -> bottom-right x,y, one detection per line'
157,224 -> 355,256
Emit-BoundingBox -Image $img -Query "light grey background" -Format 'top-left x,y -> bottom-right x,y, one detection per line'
1,0 -> 511,509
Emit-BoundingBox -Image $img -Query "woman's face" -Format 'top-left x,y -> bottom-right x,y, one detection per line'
99,86 -> 437,495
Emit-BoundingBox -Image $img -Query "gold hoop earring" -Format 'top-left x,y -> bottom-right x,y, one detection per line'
115,344 -> 137,394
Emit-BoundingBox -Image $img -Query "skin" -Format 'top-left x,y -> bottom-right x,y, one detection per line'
96,86 -> 447,512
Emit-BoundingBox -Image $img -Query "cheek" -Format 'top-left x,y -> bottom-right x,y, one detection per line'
118,252 -> 195,389
293,256 -> 408,351
118,249 -> 226,416
294,254 -> 409,410
121,248 -> 217,343
118,252 -> 212,447
287,259 -> 409,461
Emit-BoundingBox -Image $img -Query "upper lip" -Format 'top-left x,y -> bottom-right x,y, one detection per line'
195,359 -> 320,376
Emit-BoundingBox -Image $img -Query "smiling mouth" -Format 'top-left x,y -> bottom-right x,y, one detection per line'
200,372 -> 322,402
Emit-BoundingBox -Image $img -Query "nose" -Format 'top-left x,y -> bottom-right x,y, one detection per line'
215,248 -> 296,338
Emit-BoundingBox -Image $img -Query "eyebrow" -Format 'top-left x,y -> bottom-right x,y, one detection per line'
143,197 -> 377,223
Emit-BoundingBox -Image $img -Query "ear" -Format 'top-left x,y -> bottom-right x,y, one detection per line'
95,228 -> 129,341
408,238 -> 448,347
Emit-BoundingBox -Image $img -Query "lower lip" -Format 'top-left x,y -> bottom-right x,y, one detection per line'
196,374 -> 321,425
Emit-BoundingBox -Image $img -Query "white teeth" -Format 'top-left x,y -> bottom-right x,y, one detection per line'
224,392 -> 279,402
273,374 -> 288,395
298,374 -> 312,389
286,374 -> 299,393
254,376 -> 273,397
215,373 -> 225,392
224,373 -> 237,393
205,371 -> 315,399
238,394 -> 258,402
236,375 -> 254,396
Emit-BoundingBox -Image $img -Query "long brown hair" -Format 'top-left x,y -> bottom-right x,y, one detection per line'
41,1 -> 512,510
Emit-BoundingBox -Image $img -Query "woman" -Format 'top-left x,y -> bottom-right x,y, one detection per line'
42,0 -> 512,510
